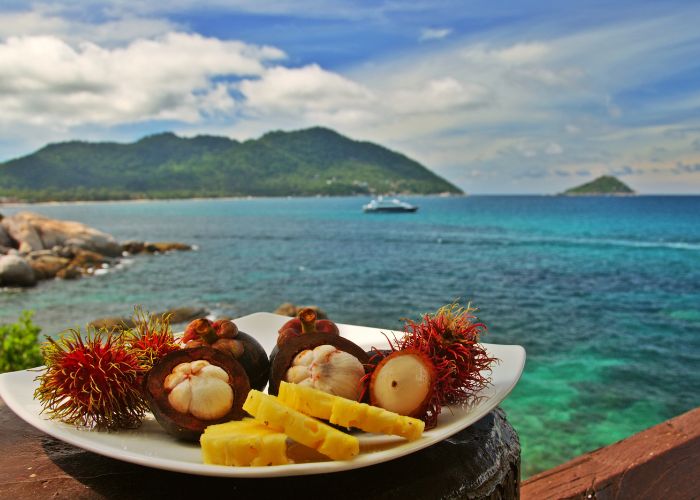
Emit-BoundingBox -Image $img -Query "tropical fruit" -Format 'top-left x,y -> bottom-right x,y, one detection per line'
277,381 -> 424,441
200,418 -> 289,466
243,390 -> 359,461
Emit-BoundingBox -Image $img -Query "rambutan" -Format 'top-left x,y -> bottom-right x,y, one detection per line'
122,308 -> 180,371
369,349 -> 437,419
367,303 -> 497,429
34,328 -> 148,429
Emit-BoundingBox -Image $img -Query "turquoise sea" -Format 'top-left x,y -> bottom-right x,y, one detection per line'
2,195 -> 699,477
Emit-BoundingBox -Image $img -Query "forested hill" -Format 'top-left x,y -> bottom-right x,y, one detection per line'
0,127 -> 462,201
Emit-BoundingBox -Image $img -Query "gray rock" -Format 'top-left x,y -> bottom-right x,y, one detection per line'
0,254 -> 37,287
274,303 -> 328,319
1,212 -> 122,257
0,224 -> 13,248
56,266 -> 81,280
166,306 -> 209,324
121,240 -> 145,254
27,254 -> 70,280
1,216 -> 42,253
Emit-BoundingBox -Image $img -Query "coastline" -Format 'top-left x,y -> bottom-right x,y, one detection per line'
0,192 -> 466,207
3,193 -> 700,208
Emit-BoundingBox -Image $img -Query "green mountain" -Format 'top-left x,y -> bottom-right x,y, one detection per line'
562,175 -> 635,196
0,127 -> 462,202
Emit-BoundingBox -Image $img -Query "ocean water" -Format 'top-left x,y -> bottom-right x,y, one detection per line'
2,195 -> 699,477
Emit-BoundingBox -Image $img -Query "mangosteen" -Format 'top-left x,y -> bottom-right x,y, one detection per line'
182,318 -> 270,391
268,332 -> 370,399
144,346 -> 250,442
232,331 -> 269,391
277,307 -> 339,346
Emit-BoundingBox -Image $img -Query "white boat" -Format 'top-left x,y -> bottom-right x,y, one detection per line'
362,196 -> 418,213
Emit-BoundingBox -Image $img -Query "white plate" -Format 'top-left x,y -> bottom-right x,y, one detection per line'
0,312 -> 525,478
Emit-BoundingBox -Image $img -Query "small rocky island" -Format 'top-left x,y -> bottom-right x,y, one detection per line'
0,211 -> 191,287
562,175 -> 635,196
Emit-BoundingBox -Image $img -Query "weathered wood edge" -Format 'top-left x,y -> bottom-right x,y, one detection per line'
521,406 -> 700,500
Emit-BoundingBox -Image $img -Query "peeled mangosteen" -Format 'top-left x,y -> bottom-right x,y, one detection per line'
144,346 -> 250,442
182,318 -> 270,391
268,332 -> 370,398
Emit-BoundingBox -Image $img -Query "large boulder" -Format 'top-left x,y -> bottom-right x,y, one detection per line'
0,255 -> 37,287
0,215 -> 42,253
122,240 -> 145,254
122,241 -> 192,254
56,266 -> 81,280
1,212 -> 122,257
68,248 -> 111,274
144,242 -> 192,253
0,224 -> 14,249
27,253 -> 70,280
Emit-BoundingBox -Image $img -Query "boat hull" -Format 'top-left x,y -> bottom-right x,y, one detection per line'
363,206 -> 418,213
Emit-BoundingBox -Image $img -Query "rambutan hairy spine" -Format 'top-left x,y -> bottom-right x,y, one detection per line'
364,302 -> 497,429
122,307 -> 180,372
34,327 -> 148,430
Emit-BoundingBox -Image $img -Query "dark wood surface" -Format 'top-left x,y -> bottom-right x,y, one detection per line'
522,406 -> 700,500
0,398 -> 520,500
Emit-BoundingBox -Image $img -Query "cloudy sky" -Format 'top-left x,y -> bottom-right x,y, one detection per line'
1,1 -> 699,193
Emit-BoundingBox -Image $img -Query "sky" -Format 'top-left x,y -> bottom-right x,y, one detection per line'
0,1 -> 699,194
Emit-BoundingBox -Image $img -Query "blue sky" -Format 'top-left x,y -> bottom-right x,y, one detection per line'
0,1 -> 699,193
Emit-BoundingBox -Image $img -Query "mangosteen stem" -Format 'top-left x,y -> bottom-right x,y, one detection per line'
299,308 -> 317,334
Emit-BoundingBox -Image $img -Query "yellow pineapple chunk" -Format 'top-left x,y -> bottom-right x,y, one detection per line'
200,418 -> 289,466
243,390 -> 359,461
278,381 -> 424,441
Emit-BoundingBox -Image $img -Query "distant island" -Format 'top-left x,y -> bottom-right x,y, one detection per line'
0,127 -> 462,202
562,175 -> 635,196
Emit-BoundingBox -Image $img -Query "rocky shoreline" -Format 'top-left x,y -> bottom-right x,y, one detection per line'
0,211 -> 192,288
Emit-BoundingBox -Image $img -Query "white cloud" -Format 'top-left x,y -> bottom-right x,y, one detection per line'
419,28 -> 452,42
238,64 -> 374,125
516,143 -> 538,158
545,142 -> 563,155
0,33 -> 285,127
390,77 -> 489,114
493,42 -> 550,64
0,7 -> 178,46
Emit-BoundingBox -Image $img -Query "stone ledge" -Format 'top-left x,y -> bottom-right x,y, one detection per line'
0,398 -> 519,499
521,406 -> 700,499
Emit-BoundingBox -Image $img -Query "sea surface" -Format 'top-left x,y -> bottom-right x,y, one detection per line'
2,195 -> 699,477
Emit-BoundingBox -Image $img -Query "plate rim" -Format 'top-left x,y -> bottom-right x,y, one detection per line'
0,311 -> 526,478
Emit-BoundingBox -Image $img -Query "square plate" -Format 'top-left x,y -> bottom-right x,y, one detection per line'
0,312 -> 525,477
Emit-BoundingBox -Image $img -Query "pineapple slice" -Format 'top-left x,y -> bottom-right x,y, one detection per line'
243,390 -> 359,461
278,381 -> 425,441
201,418 -> 289,466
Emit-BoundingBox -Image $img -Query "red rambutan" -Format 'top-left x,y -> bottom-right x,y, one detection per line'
34,328 -> 148,429
367,302 -> 497,428
123,308 -> 180,371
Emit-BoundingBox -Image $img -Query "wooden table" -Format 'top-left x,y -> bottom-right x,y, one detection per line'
0,399 -> 520,499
